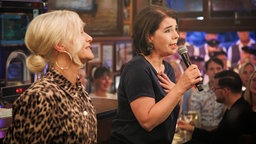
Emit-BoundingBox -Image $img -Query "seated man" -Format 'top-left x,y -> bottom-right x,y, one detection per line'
189,57 -> 225,130
178,70 -> 253,144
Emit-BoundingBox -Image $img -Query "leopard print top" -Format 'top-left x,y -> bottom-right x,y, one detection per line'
3,69 -> 97,144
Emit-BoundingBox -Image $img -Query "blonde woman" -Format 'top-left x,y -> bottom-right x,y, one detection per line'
4,10 -> 97,143
243,71 -> 256,143
89,66 -> 116,99
244,71 -> 256,112
238,62 -> 255,92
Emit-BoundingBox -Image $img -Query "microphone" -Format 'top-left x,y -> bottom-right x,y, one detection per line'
178,46 -> 203,91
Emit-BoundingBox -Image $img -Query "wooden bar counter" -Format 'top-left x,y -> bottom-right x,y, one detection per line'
0,98 -> 118,144
92,98 -> 118,144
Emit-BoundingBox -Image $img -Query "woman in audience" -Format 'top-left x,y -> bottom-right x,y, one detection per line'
242,71 -> 256,143
244,71 -> 256,112
89,66 -> 116,99
238,62 -> 255,93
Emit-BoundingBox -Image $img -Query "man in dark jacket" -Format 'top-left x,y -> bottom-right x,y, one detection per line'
178,70 -> 253,144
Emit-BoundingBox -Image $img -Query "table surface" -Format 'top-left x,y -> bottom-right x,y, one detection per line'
0,97 -> 118,139
91,98 -> 118,119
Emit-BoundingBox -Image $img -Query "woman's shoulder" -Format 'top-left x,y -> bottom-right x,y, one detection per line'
16,78 -> 59,105
28,78 -> 57,94
127,55 -> 147,66
120,56 -> 148,74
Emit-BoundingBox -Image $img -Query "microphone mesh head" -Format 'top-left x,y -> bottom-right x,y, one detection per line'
178,46 -> 188,55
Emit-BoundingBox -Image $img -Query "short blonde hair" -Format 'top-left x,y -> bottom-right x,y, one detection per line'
239,62 -> 255,76
25,10 -> 85,73
244,71 -> 256,107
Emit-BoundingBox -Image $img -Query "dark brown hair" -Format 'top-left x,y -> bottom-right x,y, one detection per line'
132,5 -> 178,56
214,70 -> 242,93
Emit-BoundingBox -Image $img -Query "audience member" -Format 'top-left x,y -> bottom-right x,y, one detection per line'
3,10 -> 97,143
179,55 -> 204,115
203,51 -> 228,85
110,5 -> 202,144
244,71 -> 256,134
242,45 -> 256,66
244,71 -> 256,112
238,62 -> 255,93
213,51 -> 229,70
248,46 -> 256,66
230,46 -> 252,72
189,57 -> 225,130
89,66 -> 116,99
169,61 -> 194,115
177,31 -> 199,57
188,56 -> 205,74
240,71 -> 256,143
164,31 -> 199,65
198,32 -> 226,62
178,70 -> 253,144
227,31 -> 256,67
249,49 -> 256,66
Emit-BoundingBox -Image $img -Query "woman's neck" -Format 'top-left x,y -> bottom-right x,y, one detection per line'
54,64 -> 79,85
144,55 -> 164,73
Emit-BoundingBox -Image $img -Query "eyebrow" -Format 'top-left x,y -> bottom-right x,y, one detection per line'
165,26 -> 172,29
164,25 -> 177,30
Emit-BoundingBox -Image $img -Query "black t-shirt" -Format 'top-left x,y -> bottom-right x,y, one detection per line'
110,55 -> 180,144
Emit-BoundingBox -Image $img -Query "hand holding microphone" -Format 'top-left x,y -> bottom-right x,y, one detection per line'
178,46 -> 204,91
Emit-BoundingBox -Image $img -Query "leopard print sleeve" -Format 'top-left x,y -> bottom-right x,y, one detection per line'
3,88 -> 57,144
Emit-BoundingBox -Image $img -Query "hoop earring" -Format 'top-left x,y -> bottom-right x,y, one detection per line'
55,50 -> 72,70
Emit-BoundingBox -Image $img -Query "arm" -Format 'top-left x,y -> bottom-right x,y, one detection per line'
178,120 -> 213,143
4,91 -> 55,143
130,64 -> 202,131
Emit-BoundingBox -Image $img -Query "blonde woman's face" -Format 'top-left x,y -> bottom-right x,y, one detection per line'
240,65 -> 254,86
77,30 -> 94,63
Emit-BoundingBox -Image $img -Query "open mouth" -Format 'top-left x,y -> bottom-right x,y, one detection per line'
84,46 -> 91,50
170,43 -> 177,46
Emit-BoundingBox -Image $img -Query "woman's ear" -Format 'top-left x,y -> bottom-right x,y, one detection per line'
147,34 -> 153,43
55,43 -> 65,52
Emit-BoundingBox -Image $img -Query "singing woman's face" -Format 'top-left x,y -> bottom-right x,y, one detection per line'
148,17 -> 179,57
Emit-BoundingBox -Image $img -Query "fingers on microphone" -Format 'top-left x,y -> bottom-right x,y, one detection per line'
197,76 -> 203,82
